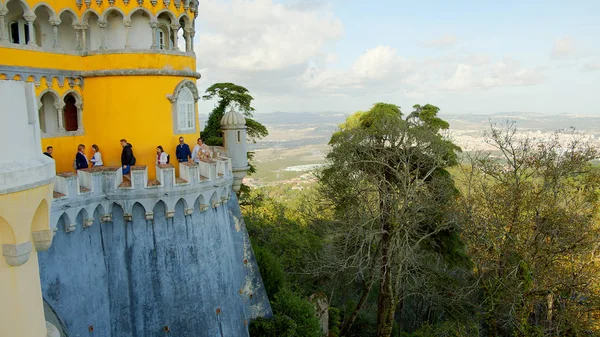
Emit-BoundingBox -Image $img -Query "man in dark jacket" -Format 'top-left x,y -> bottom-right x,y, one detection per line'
120,139 -> 135,176
44,146 -> 53,158
75,144 -> 88,169
175,137 -> 191,162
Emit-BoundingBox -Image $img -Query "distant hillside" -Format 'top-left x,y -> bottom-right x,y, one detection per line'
201,111 -> 600,132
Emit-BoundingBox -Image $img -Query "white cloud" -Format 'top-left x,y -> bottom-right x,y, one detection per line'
196,0 -> 343,73
550,36 -> 575,59
442,58 -> 544,91
582,59 -> 600,72
420,34 -> 458,49
300,46 -> 412,93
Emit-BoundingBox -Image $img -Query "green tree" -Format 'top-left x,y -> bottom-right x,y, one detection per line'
318,103 -> 465,337
456,123 -> 600,335
201,82 -> 268,145
201,83 -> 268,195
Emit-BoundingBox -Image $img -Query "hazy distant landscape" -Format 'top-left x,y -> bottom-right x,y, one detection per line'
204,112 -> 600,188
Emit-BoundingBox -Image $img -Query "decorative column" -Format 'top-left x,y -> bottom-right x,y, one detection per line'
73,24 -> 82,50
81,24 -> 88,52
98,20 -> 107,50
184,28 -> 192,52
0,6 -> 9,43
50,18 -> 61,49
170,23 -> 180,50
23,11 -> 37,46
75,101 -> 84,132
190,29 -> 195,53
54,101 -> 66,132
123,19 -> 131,49
150,21 -> 158,49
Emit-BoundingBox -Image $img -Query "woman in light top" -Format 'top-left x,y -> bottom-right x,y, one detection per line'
156,146 -> 169,164
90,144 -> 103,167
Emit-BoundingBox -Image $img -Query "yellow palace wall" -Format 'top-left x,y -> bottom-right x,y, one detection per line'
39,75 -> 199,178
0,0 -> 200,179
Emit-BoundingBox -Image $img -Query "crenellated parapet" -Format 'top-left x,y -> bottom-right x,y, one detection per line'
50,155 -> 234,232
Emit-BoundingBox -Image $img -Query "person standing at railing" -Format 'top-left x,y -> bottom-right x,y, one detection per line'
176,137 -> 191,163
75,144 -> 89,170
156,146 -> 169,165
90,144 -> 103,167
120,139 -> 135,177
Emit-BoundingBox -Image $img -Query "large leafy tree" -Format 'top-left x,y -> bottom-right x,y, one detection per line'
318,103 -> 467,337
457,124 -> 600,335
202,83 -> 268,194
202,82 -> 268,146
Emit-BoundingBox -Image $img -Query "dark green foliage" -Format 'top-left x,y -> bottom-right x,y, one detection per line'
328,307 -> 341,337
271,289 -> 322,337
249,316 -> 297,337
249,289 -> 321,337
253,245 -> 285,298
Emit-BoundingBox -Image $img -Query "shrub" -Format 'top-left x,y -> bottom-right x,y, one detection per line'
272,288 -> 322,337
253,245 -> 285,298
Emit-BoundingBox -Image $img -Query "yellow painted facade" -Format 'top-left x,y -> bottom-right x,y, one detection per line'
0,0 -> 201,178
0,183 -> 54,337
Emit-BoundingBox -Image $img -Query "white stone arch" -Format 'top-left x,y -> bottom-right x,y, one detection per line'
57,8 -> 78,24
4,0 -> 28,12
32,3 -> 55,48
61,90 -> 83,132
57,8 -> 78,51
128,7 -> 153,49
194,194 -> 207,212
177,12 -> 190,27
100,6 -> 126,22
81,8 -> 100,25
37,88 -> 62,134
155,9 -> 176,23
31,2 -> 55,18
126,6 -> 154,21
82,9 -> 101,50
102,7 -> 125,50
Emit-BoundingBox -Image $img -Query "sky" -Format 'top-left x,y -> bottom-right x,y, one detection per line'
193,0 -> 600,116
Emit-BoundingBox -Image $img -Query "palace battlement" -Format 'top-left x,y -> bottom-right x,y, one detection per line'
50,154 -> 234,233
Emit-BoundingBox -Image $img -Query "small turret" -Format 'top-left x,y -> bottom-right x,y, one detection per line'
221,107 -> 249,192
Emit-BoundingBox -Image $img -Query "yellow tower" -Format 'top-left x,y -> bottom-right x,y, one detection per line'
0,80 -> 57,337
0,0 -> 200,179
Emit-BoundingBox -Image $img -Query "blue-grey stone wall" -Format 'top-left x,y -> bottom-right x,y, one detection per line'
38,194 -> 271,337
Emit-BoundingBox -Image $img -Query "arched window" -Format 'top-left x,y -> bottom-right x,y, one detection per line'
38,92 -> 59,134
9,20 -> 32,45
63,94 -> 78,131
177,87 -> 195,131
156,24 -> 170,50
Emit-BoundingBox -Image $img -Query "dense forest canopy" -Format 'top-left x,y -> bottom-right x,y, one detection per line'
239,102 -> 600,337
